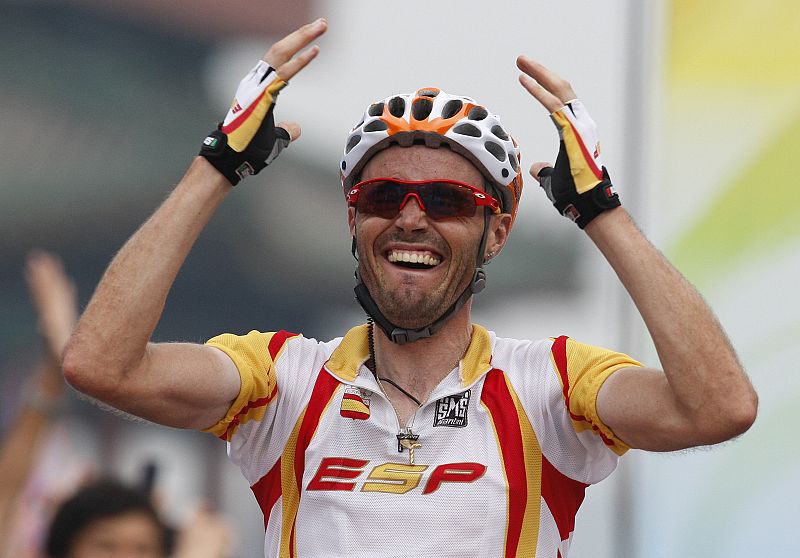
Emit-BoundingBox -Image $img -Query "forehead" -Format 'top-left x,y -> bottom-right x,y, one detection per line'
360,145 -> 484,187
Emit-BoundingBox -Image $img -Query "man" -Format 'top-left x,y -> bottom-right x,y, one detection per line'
64,19 -> 758,557
45,480 -> 168,558
44,479 -> 231,558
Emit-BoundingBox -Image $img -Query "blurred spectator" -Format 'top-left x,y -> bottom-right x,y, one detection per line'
0,252 -> 233,558
0,251 -> 76,552
44,479 -> 167,558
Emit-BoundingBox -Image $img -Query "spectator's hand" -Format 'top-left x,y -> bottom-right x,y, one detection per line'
172,505 -> 232,558
25,250 -> 78,364
516,55 -> 621,229
200,18 -> 327,185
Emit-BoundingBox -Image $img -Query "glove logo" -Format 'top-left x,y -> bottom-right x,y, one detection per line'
203,136 -> 218,148
231,100 -> 243,114
235,162 -> 255,179
563,204 -> 580,222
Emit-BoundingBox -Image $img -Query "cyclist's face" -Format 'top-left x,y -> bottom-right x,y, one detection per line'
350,145 -> 487,329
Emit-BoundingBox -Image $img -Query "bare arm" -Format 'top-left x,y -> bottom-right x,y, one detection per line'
63,20 -> 328,429
517,56 -> 758,451
586,209 -> 756,450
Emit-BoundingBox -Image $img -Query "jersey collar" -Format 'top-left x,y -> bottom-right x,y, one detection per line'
324,323 -> 493,388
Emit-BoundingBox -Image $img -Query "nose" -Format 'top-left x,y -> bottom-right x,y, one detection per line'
394,194 -> 428,231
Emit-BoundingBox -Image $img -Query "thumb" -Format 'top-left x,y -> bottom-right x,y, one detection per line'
277,121 -> 301,142
529,162 -> 553,183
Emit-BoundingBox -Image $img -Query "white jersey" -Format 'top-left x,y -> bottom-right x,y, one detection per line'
204,324 -> 640,558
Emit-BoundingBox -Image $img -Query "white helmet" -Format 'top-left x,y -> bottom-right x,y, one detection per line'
341,87 -> 523,224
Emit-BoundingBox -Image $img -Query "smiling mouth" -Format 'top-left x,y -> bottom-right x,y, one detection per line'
386,249 -> 441,270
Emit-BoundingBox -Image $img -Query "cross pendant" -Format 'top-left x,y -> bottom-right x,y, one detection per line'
399,438 -> 423,465
397,430 -> 421,465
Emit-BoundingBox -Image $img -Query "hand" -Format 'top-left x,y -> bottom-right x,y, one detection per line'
517,55 -> 621,229
200,18 -> 327,185
25,250 -> 78,363
172,504 -> 232,558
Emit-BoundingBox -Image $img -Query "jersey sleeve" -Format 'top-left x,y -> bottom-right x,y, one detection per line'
550,335 -> 642,455
202,330 -> 299,441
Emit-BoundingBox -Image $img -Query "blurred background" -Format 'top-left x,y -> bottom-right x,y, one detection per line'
1,0 -> 797,556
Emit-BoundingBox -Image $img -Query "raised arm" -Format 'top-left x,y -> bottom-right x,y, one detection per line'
516,55 -> 758,451
62,20 -> 328,429
0,252 -> 76,548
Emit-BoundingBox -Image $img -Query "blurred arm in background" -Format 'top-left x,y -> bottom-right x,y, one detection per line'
172,504 -> 233,558
63,20 -> 327,430
0,251 -> 77,549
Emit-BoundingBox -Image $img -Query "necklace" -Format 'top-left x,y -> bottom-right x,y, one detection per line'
368,318 -> 423,465
377,376 -> 421,406
367,319 -> 422,406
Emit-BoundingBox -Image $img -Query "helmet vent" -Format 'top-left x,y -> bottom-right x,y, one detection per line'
388,96 -> 406,117
508,152 -> 519,172
346,134 -> 362,154
468,106 -> 488,121
441,99 -> 463,119
364,120 -> 388,132
484,140 -> 507,162
368,102 -> 385,117
418,88 -> 440,98
453,123 -> 481,137
412,98 -> 433,121
491,125 -> 509,140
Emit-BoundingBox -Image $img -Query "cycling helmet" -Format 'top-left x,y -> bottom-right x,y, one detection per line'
341,87 -> 523,224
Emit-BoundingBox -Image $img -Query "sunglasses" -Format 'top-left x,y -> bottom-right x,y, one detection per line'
347,178 -> 501,220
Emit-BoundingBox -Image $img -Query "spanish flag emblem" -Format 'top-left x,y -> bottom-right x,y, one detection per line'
340,387 -> 370,420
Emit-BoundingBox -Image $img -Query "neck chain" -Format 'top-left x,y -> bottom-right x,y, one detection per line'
367,319 -> 421,406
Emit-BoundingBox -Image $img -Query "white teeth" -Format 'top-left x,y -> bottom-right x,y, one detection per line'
387,250 -> 440,267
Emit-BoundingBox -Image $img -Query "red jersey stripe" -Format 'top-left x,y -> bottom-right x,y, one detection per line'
289,369 -> 340,553
250,457 -> 283,530
481,368 -> 528,558
269,330 -> 299,360
541,454 -> 587,542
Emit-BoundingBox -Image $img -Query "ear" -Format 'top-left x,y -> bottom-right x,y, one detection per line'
485,213 -> 512,260
348,207 -> 357,237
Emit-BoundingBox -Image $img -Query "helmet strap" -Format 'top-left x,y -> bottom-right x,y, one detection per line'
352,210 -> 491,345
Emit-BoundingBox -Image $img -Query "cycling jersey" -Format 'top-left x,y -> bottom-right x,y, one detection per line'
204,324 -> 640,558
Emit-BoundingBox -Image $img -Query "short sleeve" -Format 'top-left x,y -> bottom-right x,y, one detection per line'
550,336 -> 642,455
203,330 -> 299,440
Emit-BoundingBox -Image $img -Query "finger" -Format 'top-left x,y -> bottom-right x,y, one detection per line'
529,162 -> 553,183
516,55 -> 577,105
277,121 -> 301,142
263,18 -> 327,69
518,74 -> 564,113
275,44 -> 320,82
25,251 -> 68,299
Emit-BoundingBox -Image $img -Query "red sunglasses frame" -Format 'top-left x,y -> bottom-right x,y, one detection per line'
346,177 -> 501,219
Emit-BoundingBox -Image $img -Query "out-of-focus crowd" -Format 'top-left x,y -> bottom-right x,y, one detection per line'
0,251 -> 233,558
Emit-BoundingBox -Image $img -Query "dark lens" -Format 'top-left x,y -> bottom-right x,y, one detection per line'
358,180 -> 407,218
419,182 -> 476,219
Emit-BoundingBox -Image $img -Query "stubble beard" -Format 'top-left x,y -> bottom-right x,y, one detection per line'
357,240 -> 474,330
